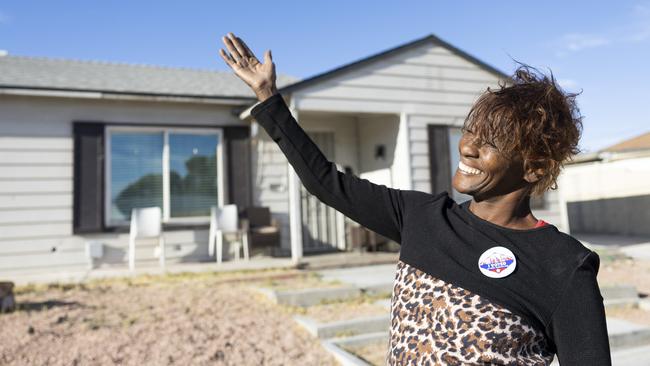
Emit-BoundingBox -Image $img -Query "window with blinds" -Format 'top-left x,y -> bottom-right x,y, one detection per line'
105,127 -> 223,226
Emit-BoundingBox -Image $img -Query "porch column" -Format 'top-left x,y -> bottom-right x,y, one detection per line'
392,112 -> 413,190
288,98 -> 303,264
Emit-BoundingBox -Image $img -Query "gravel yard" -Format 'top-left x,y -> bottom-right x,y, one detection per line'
2,254 -> 649,366
0,270 -> 337,366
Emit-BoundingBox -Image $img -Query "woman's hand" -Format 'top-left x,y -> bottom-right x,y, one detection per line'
219,32 -> 278,102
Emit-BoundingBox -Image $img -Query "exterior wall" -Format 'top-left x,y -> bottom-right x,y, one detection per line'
292,42 -> 503,191
356,115 -> 399,187
408,115 -> 465,193
0,95 -> 245,277
558,156 -> 650,235
293,44 -> 501,116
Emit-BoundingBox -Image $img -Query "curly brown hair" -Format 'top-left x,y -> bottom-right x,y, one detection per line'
462,64 -> 583,196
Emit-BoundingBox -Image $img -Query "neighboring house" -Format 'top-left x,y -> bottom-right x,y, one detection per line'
556,131 -> 650,237
0,34 -> 509,277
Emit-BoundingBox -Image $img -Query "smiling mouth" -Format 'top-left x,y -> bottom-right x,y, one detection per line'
458,161 -> 484,175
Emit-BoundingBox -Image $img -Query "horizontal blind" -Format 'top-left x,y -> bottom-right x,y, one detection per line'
109,131 -> 164,223
169,133 -> 219,218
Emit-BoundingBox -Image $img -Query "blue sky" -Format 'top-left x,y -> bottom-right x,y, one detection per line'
1,0 -> 648,151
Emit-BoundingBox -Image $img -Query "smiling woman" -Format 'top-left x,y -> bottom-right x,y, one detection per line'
219,33 -> 611,366
458,66 -> 582,197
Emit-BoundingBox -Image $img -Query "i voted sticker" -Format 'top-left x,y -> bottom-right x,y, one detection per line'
478,246 -> 517,279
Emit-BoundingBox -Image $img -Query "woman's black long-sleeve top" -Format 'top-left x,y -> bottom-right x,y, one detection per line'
251,93 -> 611,365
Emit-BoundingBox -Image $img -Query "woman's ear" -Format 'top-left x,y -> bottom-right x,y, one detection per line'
523,158 -> 546,184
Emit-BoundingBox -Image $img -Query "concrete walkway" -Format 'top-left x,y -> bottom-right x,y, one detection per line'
10,257 -> 296,285
316,263 -> 396,288
8,251 -> 399,286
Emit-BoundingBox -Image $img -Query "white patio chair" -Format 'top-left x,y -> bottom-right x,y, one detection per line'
129,207 -> 165,271
208,204 -> 249,264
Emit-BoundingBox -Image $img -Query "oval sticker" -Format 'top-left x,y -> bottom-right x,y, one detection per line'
478,246 -> 517,279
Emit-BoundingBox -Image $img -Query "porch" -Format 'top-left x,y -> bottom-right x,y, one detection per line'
250,105 -> 411,262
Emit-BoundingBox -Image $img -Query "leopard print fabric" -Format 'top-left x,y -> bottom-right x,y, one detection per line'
387,260 -> 554,365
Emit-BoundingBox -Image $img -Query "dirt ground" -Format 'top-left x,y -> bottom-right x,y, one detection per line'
0,270 -> 337,366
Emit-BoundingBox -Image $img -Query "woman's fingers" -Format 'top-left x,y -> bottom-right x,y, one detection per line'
219,49 -> 236,68
227,33 -> 249,60
237,36 -> 258,62
222,35 -> 242,62
264,50 -> 273,65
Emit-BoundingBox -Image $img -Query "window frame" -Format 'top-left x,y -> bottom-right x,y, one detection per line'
104,125 -> 225,227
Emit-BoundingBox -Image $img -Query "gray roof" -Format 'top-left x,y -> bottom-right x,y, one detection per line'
0,55 -> 298,99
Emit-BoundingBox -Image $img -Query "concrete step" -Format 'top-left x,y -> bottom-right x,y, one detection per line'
551,344 -> 650,365
608,318 -> 650,350
603,285 -> 641,309
299,252 -> 399,271
294,314 -> 389,339
322,332 -> 388,366
317,316 -> 650,366
316,264 -> 396,290
255,285 -> 361,307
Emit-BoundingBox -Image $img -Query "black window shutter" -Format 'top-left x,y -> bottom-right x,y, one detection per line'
73,122 -> 105,233
223,126 -> 252,215
427,125 -> 452,194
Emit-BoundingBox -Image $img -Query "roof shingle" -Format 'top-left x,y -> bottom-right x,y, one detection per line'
0,55 -> 297,98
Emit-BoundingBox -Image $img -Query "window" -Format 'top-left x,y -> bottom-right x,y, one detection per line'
105,127 -> 223,226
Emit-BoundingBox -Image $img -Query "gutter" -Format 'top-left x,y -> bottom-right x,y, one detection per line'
0,85 -> 256,106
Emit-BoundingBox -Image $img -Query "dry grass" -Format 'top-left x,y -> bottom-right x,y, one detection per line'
1,269 -> 337,366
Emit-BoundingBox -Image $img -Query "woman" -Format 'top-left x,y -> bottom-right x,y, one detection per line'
219,33 -> 611,365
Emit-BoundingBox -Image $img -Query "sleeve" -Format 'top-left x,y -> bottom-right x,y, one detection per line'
251,93 -> 407,244
547,251 -> 612,365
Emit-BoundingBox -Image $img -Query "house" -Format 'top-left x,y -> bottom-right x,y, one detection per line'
556,131 -> 650,237
0,34 -> 509,278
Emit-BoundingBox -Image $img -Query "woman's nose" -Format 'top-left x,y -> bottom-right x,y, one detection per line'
459,133 -> 480,158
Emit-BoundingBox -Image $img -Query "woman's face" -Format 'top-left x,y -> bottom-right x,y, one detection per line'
451,131 -> 527,201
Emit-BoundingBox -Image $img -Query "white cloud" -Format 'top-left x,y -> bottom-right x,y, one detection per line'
562,34 -> 611,52
554,2 -> 650,56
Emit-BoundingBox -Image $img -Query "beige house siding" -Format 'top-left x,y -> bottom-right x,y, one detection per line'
0,95 -> 245,276
288,42 -> 502,193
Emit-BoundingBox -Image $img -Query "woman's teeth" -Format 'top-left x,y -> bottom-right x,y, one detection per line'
458,161 -> 483,175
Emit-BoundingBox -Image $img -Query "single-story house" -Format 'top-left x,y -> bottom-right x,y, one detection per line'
555,131 -> 650,236
0,34 -> 512,278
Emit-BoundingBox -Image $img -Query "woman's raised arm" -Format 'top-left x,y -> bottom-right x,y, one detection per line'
219,33 -> 409,243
